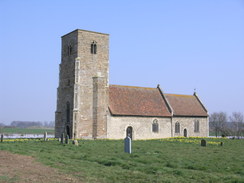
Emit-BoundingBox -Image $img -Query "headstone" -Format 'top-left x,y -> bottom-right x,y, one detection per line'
72,140 -> 79,146
201,139 -> 207,147
44,132 -> 47,141
124,136 -> 132,154
0,134 -> 3,142
61,133 -> 64,144
58,138 -> 61,142
65,135 -> 69,144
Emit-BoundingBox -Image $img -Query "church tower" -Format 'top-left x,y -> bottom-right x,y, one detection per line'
55,29 -> 109,139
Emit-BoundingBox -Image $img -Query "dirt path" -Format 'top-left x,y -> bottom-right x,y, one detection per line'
0,151 -> 82,183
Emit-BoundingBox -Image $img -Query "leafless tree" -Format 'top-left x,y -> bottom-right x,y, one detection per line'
229,112 -> 244,138
209,112 -> 228,137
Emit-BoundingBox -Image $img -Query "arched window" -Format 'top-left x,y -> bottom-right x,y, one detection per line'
66,102 -> 70,123
152,119 -> 159,133
91,41 -> 97,54
175,122 -> 180,133
194,120 -> 200,132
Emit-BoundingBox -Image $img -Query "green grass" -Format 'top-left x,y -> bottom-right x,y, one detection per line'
0,127 -> 54,134
0,138 -> 243,183
0,175 -> 19,183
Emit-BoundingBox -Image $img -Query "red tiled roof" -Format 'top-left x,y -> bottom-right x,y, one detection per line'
109,85 -> 171,117
164,94 -> 208,117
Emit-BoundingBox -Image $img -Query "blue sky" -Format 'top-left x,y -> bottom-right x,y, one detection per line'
0,0 -> 244,124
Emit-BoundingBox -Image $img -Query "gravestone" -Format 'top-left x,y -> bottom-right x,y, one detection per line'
201,139 -> 207,147
65,135 -> 69,144
72,140 -> 79,146
61,133 -> 64,144
124,136 -> 132,154
0,134 -> 3,142
44,132 -> 47,141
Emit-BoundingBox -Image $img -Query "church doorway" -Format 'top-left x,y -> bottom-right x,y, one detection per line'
184,129 -> 187,137
126,126 -> 133,139
66,125 -> 71,138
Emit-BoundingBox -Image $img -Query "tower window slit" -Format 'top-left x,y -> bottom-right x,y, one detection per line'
91,41 -> 97,54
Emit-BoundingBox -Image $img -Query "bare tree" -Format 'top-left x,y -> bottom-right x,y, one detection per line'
229,112 -> 244,138
209,112 -> 228,137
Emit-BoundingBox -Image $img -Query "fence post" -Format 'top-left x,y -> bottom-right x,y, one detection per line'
44,131 -> 47,141
0,134 -> 3,142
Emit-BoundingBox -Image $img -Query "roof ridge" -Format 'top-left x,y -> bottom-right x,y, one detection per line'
157,86 -> 173,115
165,93 -> 194,97
109,84 -> 155,90
193,93 -> 208,113
62,29 -> 109,37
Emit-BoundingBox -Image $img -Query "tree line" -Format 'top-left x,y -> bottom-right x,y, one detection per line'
209,112 -> 244,138
0,121 -> 54,128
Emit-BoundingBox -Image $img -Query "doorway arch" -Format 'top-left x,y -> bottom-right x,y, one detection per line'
184,129 -> 187,137
66,125 -> 71,138
126,126 -> 133,139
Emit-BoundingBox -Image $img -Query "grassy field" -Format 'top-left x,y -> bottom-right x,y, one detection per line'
0,138 -> 243,183
0,127 -> 54,134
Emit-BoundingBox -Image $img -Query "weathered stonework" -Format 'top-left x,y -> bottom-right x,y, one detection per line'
107,116 -> 172,140
172,117 -> 209,137
55,29 -> 209,140
92,77 -> 108,139
107,115 -> 209,139
55,29 -> 109,139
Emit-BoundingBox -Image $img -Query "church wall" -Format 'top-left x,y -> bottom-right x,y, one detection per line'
172,117 -> 209,137
55,31 -> 78,138
91,77 -> 108,139
75,30 -> 109,139
107,115 -> 172,140
55,29 -> 209,140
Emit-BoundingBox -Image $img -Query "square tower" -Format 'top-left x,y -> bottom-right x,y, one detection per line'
55,29 -> 109,139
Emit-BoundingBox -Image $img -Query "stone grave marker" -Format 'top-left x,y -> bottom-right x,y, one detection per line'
61,133 -> 64,144
72,140 -> 79,146
201,139 -> 207,147
124,136 -> 132,154
65,135 -> 69,144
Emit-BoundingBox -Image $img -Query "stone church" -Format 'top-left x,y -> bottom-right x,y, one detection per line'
55,29 -> 209,140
